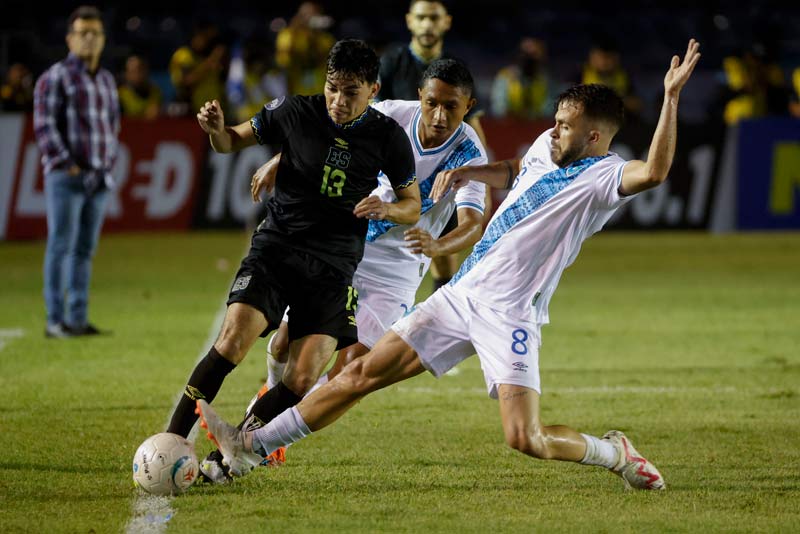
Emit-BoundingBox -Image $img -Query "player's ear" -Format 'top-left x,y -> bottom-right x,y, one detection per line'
464,97 -> 476,116
405,12 -> 414,30
588,128 -> 601,145
370,82 -> 380,99
443,14 -> 452,31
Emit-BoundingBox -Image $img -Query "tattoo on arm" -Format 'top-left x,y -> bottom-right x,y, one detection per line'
503,160 -> 515,189
500,390 -> 529,401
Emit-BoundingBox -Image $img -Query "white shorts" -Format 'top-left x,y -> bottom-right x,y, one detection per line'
391,285 -> 542,398
353,273 -> 416,349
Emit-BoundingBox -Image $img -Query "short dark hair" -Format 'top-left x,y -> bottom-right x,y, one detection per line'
326,39 -> 379,84
420,58 -> 474,98
555,84 -> 625,133
68,5 -> 102,30
409,0 -> 450,11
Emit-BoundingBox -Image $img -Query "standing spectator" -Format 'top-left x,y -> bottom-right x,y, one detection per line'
490,37 -> 555,119
1,63 -> 34,112
33,5 -> 119,338
169,20 -> 227,117
274,2 -> 335,96
118,54 -> 162,119
378,0 -> 489,291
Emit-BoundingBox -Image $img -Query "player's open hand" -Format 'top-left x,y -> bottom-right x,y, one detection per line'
431,167 -> 470,202
354,195 -> 388,220
197,99 -> 225,135
664,39 -> 700,97
251,153 -> 281,202
404,227 -> 442,257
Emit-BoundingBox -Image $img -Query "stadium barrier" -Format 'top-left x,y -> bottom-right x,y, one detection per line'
1,114 -> 798,241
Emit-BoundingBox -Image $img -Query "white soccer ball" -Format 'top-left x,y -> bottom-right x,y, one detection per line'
132,432 -> 198,495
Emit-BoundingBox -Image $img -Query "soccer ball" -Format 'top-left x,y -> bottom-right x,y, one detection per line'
132,432 -> 198,495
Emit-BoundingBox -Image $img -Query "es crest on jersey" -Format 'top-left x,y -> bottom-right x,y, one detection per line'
326,147 -> 351,169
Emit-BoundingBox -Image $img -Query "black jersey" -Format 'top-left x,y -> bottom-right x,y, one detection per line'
250,94 -> 416,276
377,45 -> 483,119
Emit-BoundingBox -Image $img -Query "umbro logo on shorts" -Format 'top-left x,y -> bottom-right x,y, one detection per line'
232,275 -> 251,292
512,361 -> 528,372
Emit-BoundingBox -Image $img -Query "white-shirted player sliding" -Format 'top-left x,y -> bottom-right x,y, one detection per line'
199,58 -> 487,482
196,39 -> 700,490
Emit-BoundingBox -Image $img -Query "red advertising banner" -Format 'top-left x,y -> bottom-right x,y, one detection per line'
0,115 -> 208,240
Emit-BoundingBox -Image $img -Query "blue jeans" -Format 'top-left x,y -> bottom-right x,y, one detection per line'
43,170 -> 109,327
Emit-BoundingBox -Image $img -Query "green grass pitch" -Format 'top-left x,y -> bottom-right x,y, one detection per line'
1,231 -> 798,532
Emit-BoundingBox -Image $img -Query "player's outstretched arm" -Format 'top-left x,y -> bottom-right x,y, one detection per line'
197,99 -> 257,153
431,159 -> 521,202
620,39 -> 700,195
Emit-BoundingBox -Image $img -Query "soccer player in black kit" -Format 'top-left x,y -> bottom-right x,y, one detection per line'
164,41 -> 420,477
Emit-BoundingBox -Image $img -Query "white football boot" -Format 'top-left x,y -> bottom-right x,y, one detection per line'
603,430 -> 666,490
195,400 -> 264,477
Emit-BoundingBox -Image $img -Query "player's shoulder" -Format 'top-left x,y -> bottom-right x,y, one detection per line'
370,99 -> 418,123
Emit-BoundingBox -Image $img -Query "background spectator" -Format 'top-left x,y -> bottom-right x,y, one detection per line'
274,2 -> 335,96
0,62 -> 34,112
168,19 -> 227,117
577,35 -> 642,119
118,54 -> 162,119
490,37 -> 555,119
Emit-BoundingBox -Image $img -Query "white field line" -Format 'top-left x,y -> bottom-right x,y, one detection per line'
124,302 -> 227,534
0,328 -> 24,351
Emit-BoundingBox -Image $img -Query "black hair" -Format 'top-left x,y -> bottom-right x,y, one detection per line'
326,39 -> 379,84
68,5 -> 102,31
555,84 -> 625,133
409,0 -> 450,11
420,58 -> 474,98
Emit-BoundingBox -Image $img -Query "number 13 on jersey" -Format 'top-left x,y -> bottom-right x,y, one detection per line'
321,165 -> 347,197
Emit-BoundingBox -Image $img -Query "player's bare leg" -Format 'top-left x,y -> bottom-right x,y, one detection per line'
196,332 -> 426,478
497,384 -> 664,490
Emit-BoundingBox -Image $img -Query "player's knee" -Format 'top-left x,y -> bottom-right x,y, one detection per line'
282,372 -> 319,396
214,332 -> 248,364
505,426 -> 552,460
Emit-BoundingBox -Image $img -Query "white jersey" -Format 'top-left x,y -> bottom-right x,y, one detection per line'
450,129 -> 634,324
358,99 -> 487,291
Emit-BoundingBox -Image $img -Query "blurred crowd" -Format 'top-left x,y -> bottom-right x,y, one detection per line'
2,1 -> 800,125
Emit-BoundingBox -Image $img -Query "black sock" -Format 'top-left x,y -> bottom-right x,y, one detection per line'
432,276 -> 451,292
240,381 -> 303,430
167,347 -> 236,437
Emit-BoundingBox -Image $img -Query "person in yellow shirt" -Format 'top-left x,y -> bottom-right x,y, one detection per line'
491,37 -> 554,119
169,21 -> 227,116
118,55 -> 161,119
579,37 -> 642,118
274,2 -> 335,96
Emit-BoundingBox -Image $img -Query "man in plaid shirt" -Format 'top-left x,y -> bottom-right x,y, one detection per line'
33,5 -> 120,338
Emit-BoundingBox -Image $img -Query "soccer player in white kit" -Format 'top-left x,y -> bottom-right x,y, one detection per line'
196,40 -> 700,490
199,59 -> 487,481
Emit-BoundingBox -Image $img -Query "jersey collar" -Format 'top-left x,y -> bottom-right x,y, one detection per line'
412,106 -> 465,156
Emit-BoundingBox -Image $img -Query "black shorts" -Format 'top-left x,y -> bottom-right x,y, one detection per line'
227,233 -> 358,346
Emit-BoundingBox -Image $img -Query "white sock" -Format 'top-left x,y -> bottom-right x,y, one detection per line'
579,433 -> 619,469
305,374 -> 329,398
266,335 -> 286,389
251,407 -> 311,456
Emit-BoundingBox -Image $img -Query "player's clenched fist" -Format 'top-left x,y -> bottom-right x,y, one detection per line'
197,99 -> 225,135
